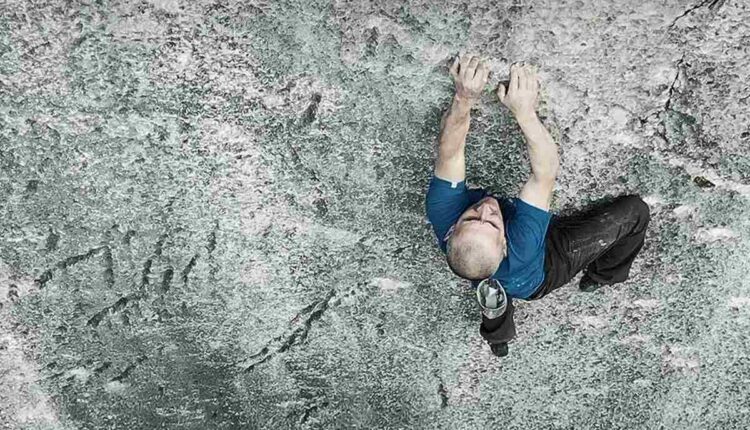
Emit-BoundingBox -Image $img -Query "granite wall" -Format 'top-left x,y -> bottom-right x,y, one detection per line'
1,0 -> 749,428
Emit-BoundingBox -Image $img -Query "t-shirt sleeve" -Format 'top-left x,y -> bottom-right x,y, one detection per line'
505,198 -> 553,262
425,174 -> 470,253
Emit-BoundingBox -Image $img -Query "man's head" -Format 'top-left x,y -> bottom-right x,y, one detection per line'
445,196 -> 507,281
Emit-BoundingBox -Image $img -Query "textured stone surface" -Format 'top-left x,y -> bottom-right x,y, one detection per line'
1,0 -> 749,428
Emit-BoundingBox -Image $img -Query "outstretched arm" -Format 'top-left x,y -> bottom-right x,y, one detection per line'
434,54 -> 489,184
497,63 -> 559,210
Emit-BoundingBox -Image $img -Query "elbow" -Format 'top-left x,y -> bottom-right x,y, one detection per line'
532,159 -> 560,183
549,159 -> 560,180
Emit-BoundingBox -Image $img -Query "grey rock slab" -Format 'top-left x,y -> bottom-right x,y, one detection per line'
0,0 -> 749,428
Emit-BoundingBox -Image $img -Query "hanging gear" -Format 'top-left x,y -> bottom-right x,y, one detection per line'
476,277 -> 508,320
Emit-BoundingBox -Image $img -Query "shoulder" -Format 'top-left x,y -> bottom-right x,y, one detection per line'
504,198 -> 552,247
514,197 -> 553,217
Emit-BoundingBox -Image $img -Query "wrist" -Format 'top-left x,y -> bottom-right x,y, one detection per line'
453,94 -> 475,111
514,110 -> 538,126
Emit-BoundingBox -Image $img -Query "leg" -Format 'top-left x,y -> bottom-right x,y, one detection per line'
531,195 -> 650,298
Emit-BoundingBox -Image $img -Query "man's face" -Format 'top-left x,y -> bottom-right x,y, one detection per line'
453,196 -> 507,259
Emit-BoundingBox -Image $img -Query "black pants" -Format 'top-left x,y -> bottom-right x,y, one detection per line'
480,195 -> 651,345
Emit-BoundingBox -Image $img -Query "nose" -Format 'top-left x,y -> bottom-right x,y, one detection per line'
479,203 -> 496,223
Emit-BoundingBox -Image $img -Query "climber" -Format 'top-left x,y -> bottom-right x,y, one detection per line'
425,54 -> 650,357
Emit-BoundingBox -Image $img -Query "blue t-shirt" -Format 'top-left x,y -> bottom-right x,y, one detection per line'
425,174 -> 552,299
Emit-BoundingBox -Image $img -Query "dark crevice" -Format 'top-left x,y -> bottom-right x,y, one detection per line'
35,270 -> 53,289
301,93 -> 322,126
299,407 -> 315,425
206,221 -> 218,254
286,140 -> 321,182
246,346 -> 269,361
122,229 -> 136,246
59,246 -> 107,269
45,228 -> 59,251
140,258 -> 153,289
160,267 -> 174,294
140,233 -> 168,290
653,55 -> 688,145
93,361 -> 111,375
668,0 -> 721,30
243,289 -> 336,372
664,55 -> 685,112
433,351 -> 448,408
292,289 -> 336,344
364,27 -> 379,58
153,234 -> 168,258
181,254 -> 199,286
654,128 -> 669,144
35,246 -> 107,289
294,301 -> 318,318
102,245 -> 115,289
7,284 -> 19,302
162,194 -> 179,219
437,383 -> 448,408
21,40 -> 51,58
207,220 -> 220,279
299,401 -> 328,425
638,54 -> 686,130
110,355 -> 148,382
243,351 -> 273,371
87,293 -> 142,328
276,330 -> 303,355
638,111 -> 660,126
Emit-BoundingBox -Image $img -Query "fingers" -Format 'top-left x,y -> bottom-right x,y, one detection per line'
523,64 -> 537,92
474,62 -> 489,85
508,62 -> 538,92
457,53 -> 487,81
468,56 -> 480,78
509,63 -> 519,91
530,65 -> 539,93
459,54 -> 472,80
496,83 -> 506,101
449,56 -> 459,80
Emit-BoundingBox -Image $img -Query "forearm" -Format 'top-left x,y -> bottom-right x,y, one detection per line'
437,95 -> 473,158
516,112 -> 559,180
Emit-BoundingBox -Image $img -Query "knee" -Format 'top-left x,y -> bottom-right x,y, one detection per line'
622,195 -> 650,224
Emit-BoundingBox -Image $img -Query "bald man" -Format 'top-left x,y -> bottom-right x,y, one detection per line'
425,54 -> 650,356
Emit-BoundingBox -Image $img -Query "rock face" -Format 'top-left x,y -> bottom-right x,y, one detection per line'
1,0 -> 749,428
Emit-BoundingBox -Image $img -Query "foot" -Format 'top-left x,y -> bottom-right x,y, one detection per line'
579,273 -> 603,293
489,342 -> 509,357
